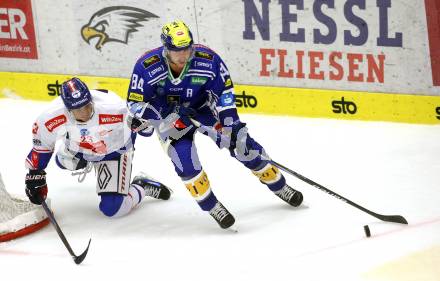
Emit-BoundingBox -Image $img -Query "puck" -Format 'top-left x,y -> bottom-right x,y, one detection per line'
364,225 -> 371,237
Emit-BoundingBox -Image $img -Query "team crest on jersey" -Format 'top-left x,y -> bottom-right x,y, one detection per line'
99,114 -> 123,125
45,115 -> 67,132
143,55 -> 161,69
80,128 -> 90,136
167,95 -> 180,104
194,51 -> 213,61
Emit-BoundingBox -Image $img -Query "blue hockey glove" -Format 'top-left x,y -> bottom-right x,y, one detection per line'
227,121 -> 259,158
162,103 -> 196,129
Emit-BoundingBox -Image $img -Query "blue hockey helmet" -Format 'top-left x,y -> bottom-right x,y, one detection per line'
160,20 -> 193,51
61,77 -> 92,110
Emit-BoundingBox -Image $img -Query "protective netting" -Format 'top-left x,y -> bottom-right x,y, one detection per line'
0,173 -> 49,241
0,173 -> 38,223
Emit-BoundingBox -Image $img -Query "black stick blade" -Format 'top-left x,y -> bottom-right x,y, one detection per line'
73,238 -> 91,265
379,215 -> 408,225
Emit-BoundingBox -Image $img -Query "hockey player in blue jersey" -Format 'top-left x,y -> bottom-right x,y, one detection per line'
127,20 -> 303,229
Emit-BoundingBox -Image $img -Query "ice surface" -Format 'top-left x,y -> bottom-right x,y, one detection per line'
0,99 -> 439,281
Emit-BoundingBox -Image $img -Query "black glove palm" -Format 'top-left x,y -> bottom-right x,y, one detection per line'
25,170 -> 48,205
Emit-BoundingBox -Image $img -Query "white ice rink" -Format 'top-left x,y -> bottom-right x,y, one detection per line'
1,98 -> 439,281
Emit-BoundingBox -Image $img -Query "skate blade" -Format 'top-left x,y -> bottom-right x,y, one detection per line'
226,226 -> 239,233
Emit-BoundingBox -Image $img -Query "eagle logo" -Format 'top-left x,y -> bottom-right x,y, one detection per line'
81,6 -> 158,50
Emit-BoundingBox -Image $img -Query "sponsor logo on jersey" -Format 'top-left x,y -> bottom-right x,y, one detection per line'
194,51 -> 213,61
220,92 -> 235,107
169,87 -> 183,92
224,78 -> 232,88
32,122 -> 39,134
45,115 -> 67,132
128,92 -> 144,102
191,76 -> 208,85
98,129 -> 113,137
143,54 -> 161,68
235,91 -> 258,108
148,65 -> 165,77
167,95 -> 180,104
436,106 -> 440,120
81,7 -> 158,51
80,139 -> 107,154
32,139 -> 42,146
196,61 -> 212,69
99,114 -> 123,124
332,97 -> 357,114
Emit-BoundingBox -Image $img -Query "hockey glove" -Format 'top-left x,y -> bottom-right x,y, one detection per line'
127,115 -> 154,137
227,121 -> 259,158
25,169 -> 48,205
162,103 -> 196,129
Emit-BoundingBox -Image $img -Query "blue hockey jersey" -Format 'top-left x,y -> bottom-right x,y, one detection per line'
127,44 -> 239,127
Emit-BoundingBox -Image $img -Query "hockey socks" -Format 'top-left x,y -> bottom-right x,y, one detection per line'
183,170 -> 217,211
183,170 -> 235,228
252,163 -> 303,207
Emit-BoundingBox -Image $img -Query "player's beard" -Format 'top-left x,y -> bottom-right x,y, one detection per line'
169,56 -> 187,69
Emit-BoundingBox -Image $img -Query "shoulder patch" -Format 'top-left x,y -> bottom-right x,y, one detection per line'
194,51 -> 213,61
142,54 -> 161,69
45,114 -> 67,132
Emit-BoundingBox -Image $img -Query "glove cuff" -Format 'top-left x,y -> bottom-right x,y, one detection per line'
28,169 -> 46,175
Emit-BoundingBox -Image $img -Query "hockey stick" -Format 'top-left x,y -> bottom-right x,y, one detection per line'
189,119 -> 408,225
268,160 -> 408,224
41,200 -> 91,264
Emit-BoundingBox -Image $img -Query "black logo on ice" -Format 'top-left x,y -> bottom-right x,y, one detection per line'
332,97 -> 357,114
81,6 -> 159,50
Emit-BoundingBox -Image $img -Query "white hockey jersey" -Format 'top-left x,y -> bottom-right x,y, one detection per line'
26,90 -> 133,170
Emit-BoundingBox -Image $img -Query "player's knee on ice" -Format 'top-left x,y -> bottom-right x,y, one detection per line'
99,193 -> 124,217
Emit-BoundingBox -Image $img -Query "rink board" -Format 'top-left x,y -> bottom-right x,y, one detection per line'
1,71 -> 440,125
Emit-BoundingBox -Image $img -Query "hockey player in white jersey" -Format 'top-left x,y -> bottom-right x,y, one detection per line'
24,77 -> 172,218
